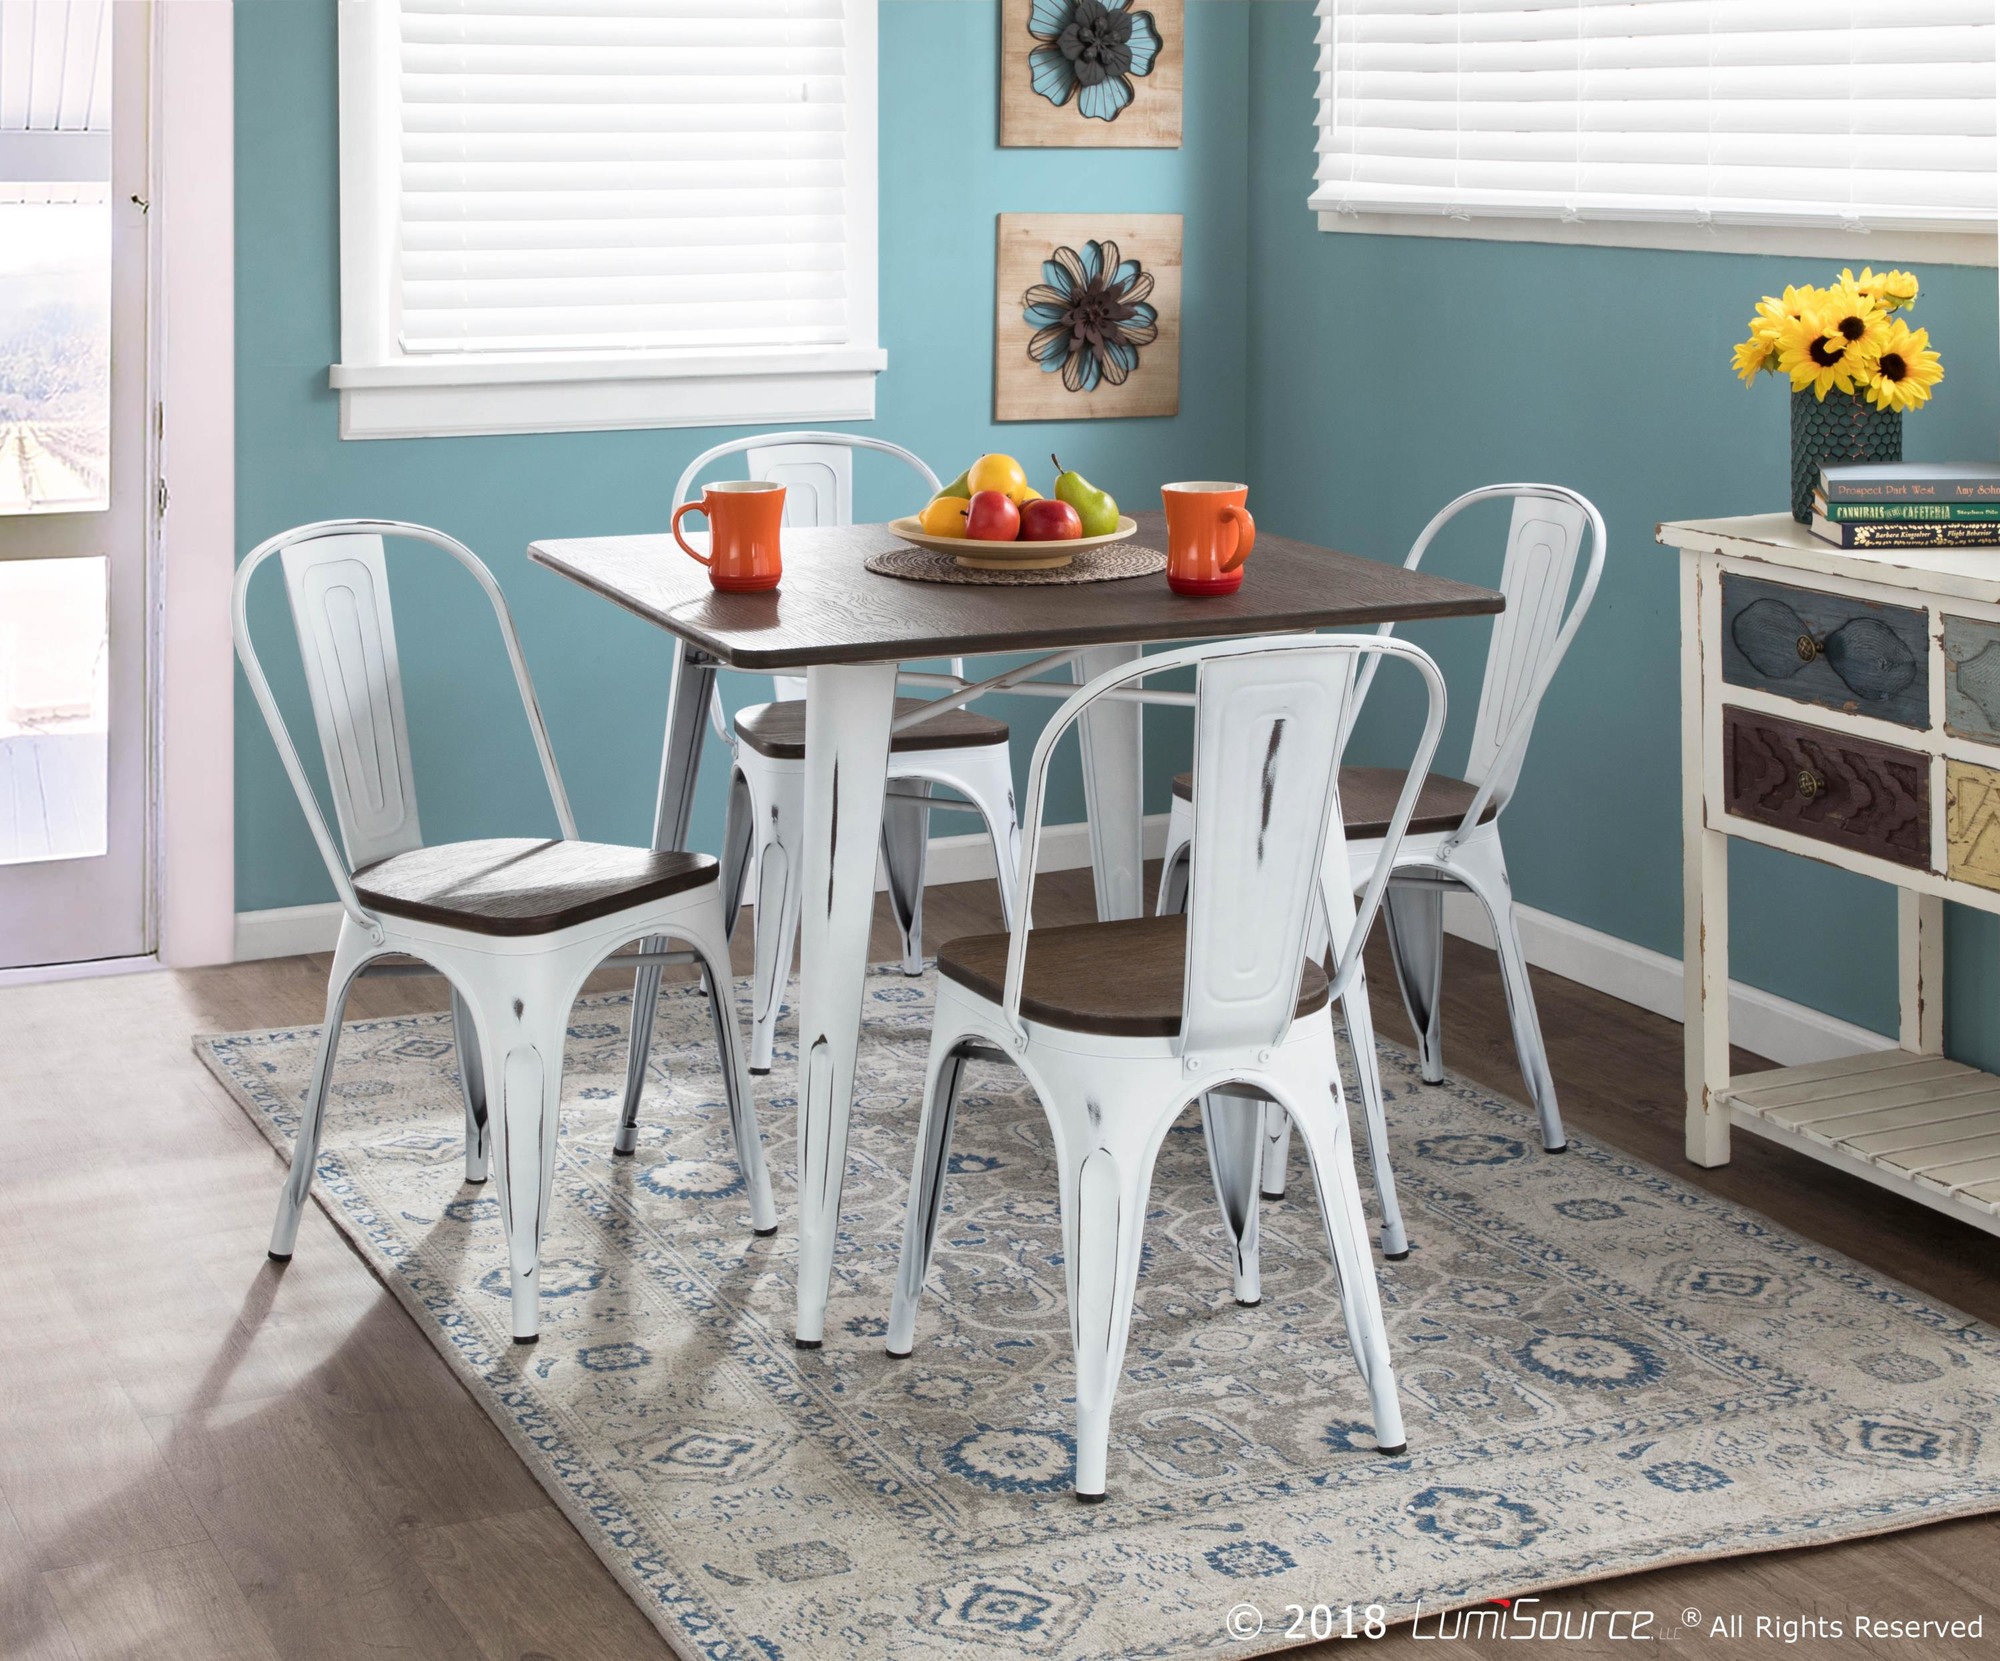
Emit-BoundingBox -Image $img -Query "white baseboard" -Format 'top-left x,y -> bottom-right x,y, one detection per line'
231,816 -> 1174,964
1438,892 -> 1894,1069
231,817 -> 1891,1070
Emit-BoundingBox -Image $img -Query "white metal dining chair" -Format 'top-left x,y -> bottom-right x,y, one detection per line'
1162,485 -> 1606,1188
234,519 -> 776,1344
657,431 -> 1023,1080
886,633 -> 1447,1501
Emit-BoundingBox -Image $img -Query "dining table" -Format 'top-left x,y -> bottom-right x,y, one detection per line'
528,508 -> 1504,1347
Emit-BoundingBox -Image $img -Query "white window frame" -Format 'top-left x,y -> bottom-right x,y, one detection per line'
330,0 -> 885,442
1310,4 -> 1998,268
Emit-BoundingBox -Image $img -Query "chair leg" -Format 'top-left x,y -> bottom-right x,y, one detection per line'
682,907 -> 778,1237
1155,797 -> 1192,916
718,767 -> 756,948
1200,1087 -> 1264,1307
268,919 -> 378,1261
1454,838 -> 1567,1152
617,767 -> 756,1161
749,779 -> 806,1075
468,959 -> 575,1344
451,990 -> 490,1182
1051,1085 -> 1165,1502
1258,1100 -> 1292,1200
880,780 -> 932,975
1383,882 -> 1446,1085
1271,1059 -> 1407,1457
886,1038 -> 972,1356
1341,980 -> 1407,1257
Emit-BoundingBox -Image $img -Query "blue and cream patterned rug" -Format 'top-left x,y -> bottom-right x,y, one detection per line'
198,967 -> 2000,1660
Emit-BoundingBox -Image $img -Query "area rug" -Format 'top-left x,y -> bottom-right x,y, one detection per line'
197,967 -> 2000,1660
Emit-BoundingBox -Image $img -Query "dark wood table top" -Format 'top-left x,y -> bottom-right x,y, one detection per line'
528,510 -> 1503,670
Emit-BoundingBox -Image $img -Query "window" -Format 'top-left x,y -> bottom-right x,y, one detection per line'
1311,1 -> 1997,255
0,0 -> 113,512
333,0 -> 883,440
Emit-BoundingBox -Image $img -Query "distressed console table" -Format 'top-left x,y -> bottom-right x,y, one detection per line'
1662,512 -> 2000,1237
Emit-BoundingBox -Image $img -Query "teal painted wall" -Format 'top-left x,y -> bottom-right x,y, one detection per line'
234,0 -> 1245,911
1245,1 -> 2000,1057
236,0 -> 2000,1061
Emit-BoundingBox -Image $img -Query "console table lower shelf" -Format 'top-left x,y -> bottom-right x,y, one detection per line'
1723,1052 -> 2000,1236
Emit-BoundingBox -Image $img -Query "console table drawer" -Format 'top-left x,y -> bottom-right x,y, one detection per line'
1944,617 -> 2000,747
1721,574 -> 1929,728
1722,707 -> 1929,869
1947,760 -> 2000,892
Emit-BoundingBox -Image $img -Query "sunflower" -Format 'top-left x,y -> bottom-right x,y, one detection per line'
1840,267 -> 1920,314
1863,318 -> 1943,412
1816,280 -> 1886,357
1732,333 -> 1778,385
1776,305 -> 1875,400
1751,284 -> 1820,347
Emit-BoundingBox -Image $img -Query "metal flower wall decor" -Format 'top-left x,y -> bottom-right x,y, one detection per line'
1024,240 -> 1160,394
994,214 -> 1181,422
1000,0 -> 1182,149
1027,0 -> 1162,124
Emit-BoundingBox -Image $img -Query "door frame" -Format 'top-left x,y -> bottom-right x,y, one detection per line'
153,0 -> 235,969
0,0 -> 238,986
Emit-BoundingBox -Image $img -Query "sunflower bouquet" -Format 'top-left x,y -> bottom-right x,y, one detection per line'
1732,268 -> 1942,411
1732,268 -> 1946,521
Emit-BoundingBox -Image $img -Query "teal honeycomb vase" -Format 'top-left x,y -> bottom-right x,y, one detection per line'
1791,389 -> 1901,523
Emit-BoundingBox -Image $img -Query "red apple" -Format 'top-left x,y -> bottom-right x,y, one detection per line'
1018,497 -> 1083,542
963,489 -> 1020,541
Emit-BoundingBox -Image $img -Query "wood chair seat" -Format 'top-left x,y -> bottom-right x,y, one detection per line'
354,839 -> 718,938
937,914 -> 1330,1039
735,698 -> 1010,760
1170,765 -> 1498,841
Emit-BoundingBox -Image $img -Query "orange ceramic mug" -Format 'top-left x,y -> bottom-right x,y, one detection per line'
672,480 -> 786,592
1162,481 -> 1256,595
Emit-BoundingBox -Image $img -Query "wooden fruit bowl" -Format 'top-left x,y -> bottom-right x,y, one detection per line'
887,515 -> 1139,571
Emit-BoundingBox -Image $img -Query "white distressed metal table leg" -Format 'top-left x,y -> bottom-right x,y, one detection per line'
793,660 -> 901,1347
616,642 -> 717,1156
1074,644 -> 1145,921
1682,549 -> 1732,1167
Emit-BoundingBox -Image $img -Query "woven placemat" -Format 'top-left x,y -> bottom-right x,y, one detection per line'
865,542 -> 1166,585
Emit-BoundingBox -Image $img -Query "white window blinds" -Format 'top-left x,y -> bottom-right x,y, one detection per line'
1312,1 -> 1998,232
392,0 -> 855,355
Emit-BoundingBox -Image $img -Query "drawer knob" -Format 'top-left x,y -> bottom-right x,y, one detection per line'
1795,633 -> 1823,663
1797,767 -> 1826,801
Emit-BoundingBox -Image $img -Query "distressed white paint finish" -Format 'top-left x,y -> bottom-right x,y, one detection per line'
1662,511 -> 2000,1233
237,519 -> 776,1339
888,634 -> 1446,1498
279,534 -> 424,872
1187,485 -> 1606,1190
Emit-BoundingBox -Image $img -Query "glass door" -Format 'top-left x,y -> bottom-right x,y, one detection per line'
0,0 -> 151,969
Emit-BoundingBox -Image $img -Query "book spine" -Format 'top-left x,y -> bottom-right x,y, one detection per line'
1819,501 -> 2000,523
1813,517 -> 2000,549
1819,475 -> 2000,504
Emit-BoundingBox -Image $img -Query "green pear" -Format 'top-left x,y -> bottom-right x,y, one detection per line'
1051,454 -> 1119,537
932,467 -> 972,503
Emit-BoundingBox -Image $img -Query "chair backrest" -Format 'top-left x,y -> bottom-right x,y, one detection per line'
232,518 -> 576,936
1348,483 -> 1604,840
1005,636 -> 1446,1058
673,431 -> 950,708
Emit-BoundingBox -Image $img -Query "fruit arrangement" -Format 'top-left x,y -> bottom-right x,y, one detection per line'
917,453 -> 1121,544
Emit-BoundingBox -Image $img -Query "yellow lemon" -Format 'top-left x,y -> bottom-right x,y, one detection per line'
918,495 -> 970,538
967,453 -> 1027,502
1018,486 -> 1042,503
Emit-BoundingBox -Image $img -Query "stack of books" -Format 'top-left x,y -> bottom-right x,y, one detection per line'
1812,463 -> 2000,549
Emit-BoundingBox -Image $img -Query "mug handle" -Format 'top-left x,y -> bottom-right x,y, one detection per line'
1219,505 -> 1257,572
672,499 -> 712,567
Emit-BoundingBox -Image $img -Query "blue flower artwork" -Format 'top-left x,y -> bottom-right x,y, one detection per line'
1023,239 -> 1160,394
1027,0 -> 1162,123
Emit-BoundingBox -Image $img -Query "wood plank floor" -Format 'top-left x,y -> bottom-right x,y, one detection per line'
2,868 -> 1998,1660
